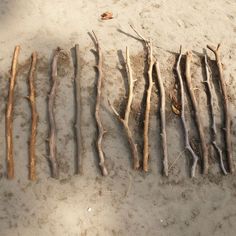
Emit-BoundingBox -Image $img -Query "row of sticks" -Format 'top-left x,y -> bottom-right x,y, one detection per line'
4,27 -> 233,180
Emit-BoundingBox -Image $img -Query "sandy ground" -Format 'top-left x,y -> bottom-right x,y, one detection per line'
0,0 -> 236,235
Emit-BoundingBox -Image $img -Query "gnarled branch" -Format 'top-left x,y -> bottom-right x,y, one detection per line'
109,47 -> 140,170
28,52 -> 38,180
92,31 -> 108,176
207,44 -> 233,173
154,61 -> 168,176
176,46 -> 199,177
185,51 -> 208,174
6,45 -> 20,179
130,25 -> 154,172
48,47 -> 61,178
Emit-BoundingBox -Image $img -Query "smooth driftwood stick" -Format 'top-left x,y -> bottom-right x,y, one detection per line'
28,52 -> 38,180
48,47 -> 61,178
130,25 -> 154,172
6,45 -> 20,179
154,62 -> 168,176
109,47 -> 140,170
204,54 -> 227,175
92,31 -> 108,176
176,46 -> 199,177
185,51 -> 208,174
207,44 -> 234,173
74,44 -> 82,174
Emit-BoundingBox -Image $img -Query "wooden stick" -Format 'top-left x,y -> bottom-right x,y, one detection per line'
130,25 -> 154,172
92,31 -> 108,176
176,46 -> 199,177
48,47 -> 61,178
74,44 -> 82,174
109,47 -> 140,170
185,51 -> 208,174
204,54 -> 227,175
28,52 -> 38,180
154,62 -> 168,176
207,44 -> 234,173
6,45 -> 20,179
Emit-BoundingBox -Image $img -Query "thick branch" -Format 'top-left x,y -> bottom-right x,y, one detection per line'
130,25 -> 154,172
74,44 -> 83,174
207,44 -> 233,173
92,31 -> 108,176
28,52 -> 38,180
185,51 -> 208,174
6,45 -> 20,179
176,46 -> 199,178
109,47 -> 140,170
154,62 -> 168,176
48,47 -> 61,178
204,54 -> 227,175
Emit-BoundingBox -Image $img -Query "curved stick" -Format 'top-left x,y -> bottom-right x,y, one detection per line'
6,45 -> 20,179
48,47 -> 61,178
109,47 -> 140,170
204,54 -> 227,175
92,31 -> 108,176
207,44 -> 233,173
28,52 -> 38,180
74,44 -> 83,174
176,46 -> 199,177
154,62 -> 168,176
185,51 -> 208,174
130,25 -> 154,172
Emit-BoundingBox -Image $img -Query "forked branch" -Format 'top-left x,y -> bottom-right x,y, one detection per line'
176,46 -> 199,177
109,47 -> 140,170
207,44 -> 233,173
6,45 -> 21,179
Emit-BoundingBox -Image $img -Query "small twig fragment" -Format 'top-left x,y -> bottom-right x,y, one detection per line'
6,45 -> 21,179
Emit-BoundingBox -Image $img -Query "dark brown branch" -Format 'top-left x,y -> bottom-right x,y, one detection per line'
185,51 -> 208,174
176,46 -> 199,177
48,47 -> 61,178
92,31 -> 108,176
109,47 -> 140,170
28,52 -> 38,180
74,44 -> 83,174
207,44 -> 234,173
130,25 -> 154,172
6,45 -> 20,179
204,54 -> 227,175
154,62 -> 168,176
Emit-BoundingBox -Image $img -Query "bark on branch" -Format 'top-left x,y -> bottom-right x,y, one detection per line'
109,47 -> 140,170
176,46 -> 199,177
154,62 -> 168,176
207,44 -> 233,173
6,45 -> 20,179
185,51 -> 208,174
48,47 -> 61,178
130,25 -> 154,172
74,44 -> 82,174
92,31 -> 108,176
28,52 -> 38,180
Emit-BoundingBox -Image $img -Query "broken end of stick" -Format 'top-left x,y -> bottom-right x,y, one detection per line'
100,165 -> 108,176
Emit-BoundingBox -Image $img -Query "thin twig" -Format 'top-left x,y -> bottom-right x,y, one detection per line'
48,47 -> 61,178
6,45 -> 20,179
92,31 -> 108,176
176,46 -> 199,177
185,51 -> 208,175
154,62 -> 168,176
74,44 -> 83,174
204,54 -> 227,175
207,44 -> 233,173
28,52 -> 38,180
130,25 -> 154,172
109,47 -> 140,170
